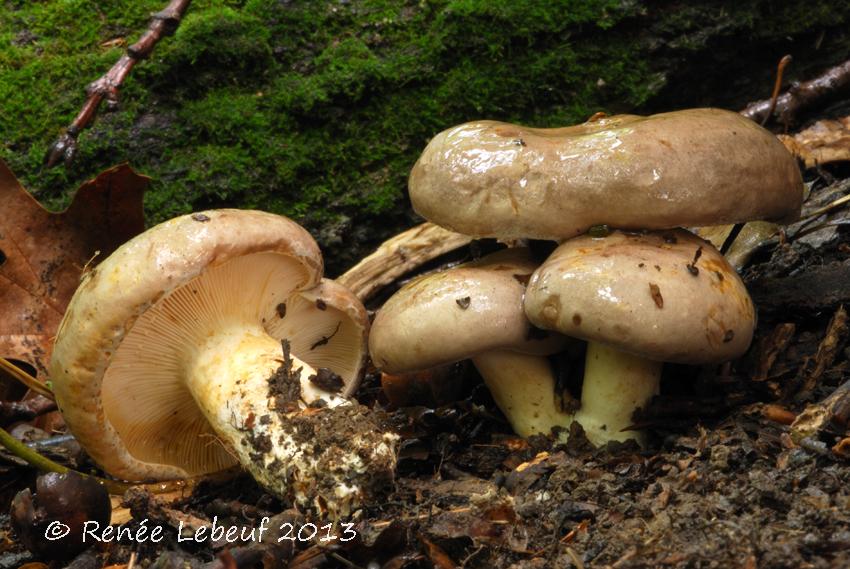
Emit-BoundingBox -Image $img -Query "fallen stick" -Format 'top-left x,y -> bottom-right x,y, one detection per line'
45,0 -> 192,168
791,378 -> 850,443
337,222 -> 472,302
741,59 -> 850,127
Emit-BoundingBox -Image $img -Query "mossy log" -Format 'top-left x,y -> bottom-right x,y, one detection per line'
1,0 -> 849,273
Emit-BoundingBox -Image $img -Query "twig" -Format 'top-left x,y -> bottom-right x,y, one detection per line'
722,54 -> 793,255
0,424 -> 71,475
797,193 -> 850,224
0,423 -> 238,495
45,0 -> 192,168
761,55 -> 793,127
0,357 -> 53,400
742,58 -> 850,127
338,222 -> 472,302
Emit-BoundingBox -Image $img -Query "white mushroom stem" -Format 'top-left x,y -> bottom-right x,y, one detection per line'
187,326 -> 398,517
472,351 -> 574,438
573,342 -> 662,447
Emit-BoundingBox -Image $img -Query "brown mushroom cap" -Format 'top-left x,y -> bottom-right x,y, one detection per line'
50,210 -> 369,482
369,248 -> 566,373
523,229 -> 755,364
410,109 -> 803,240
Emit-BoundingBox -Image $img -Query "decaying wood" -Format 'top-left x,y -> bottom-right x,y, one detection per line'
45,0 -> 192,168
795,305 -> 848,398
779,116 -> 850,168
741,58 -> 850,127
791,378 -> 850,443
748,262 -> 850,318
337,222 -> 472,302
751,323 -> 796,382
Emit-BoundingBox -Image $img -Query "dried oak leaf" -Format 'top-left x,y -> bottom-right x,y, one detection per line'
779,116 -> 850,168
0,160 -> 147,378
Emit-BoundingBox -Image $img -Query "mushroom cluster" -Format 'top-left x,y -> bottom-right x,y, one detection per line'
371,108 -> 803,446
51,210 -> 397,516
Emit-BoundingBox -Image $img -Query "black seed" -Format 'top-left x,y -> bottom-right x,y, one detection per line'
723,330 -> 735,343
456,296 -> 471,309
191,213 -> 210,222
276,302 -> 286,318
316,299 -> 327,311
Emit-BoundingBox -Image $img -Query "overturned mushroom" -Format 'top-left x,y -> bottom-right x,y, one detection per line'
369,248 -> 573,437
50,210 -> 397,516
524,229 -> 755,446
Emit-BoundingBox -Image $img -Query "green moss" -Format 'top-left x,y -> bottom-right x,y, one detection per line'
1,0 -> 849,273
146,6 -> 274,96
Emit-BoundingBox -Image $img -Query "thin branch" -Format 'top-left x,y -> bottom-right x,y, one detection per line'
0,423 -> 240,495
45,0 -> 192,169
742,58 -> 850,127
0,357 -> 53,400
761,54 -> 792,127
337,222 -> 472,302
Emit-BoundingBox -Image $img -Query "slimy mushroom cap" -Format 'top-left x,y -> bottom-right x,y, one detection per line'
410,109 -> 803,240
524,228 -> 755,364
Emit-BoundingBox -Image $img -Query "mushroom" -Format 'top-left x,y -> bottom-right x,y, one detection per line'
369,248 -> 574,437
402,108 -> 803,445
523,229 -> 755,445
409,108 -> 802,240
50,210 -> 397,516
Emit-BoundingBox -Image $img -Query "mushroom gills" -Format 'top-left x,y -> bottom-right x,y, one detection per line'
95,246 -> 393,515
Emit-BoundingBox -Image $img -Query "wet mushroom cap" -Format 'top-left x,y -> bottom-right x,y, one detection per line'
50,209 -> 368,482
410,108 -> 803,240
524,229 -> 755,364
369,248 -> 566,373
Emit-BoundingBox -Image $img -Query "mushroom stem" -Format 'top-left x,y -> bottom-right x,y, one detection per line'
573,342 -> 662,447
472,351 -> 574,438
187,327 -> 397,516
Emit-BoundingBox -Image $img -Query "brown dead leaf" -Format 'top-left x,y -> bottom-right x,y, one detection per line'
779,116 -> 850,168
0,160 -> 147,378
419,534 -> 458,569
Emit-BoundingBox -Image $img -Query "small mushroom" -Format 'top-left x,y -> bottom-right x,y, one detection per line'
524,229 -> 755,445
50,210 -> 397,516
369,248 -> 573,437
409,109 -> 802,240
